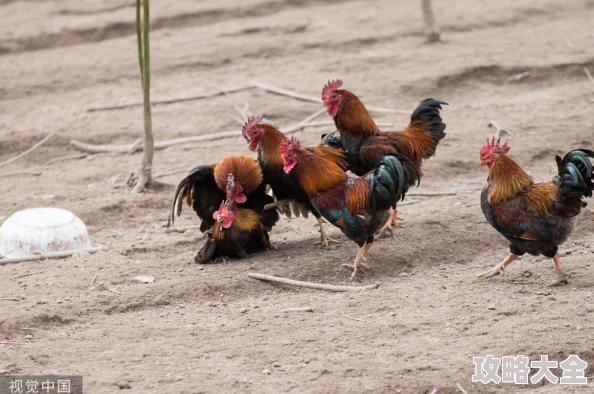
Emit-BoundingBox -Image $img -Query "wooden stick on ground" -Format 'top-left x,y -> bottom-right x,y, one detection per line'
250,80 -> 411,115
248,272 -> 379,292
503,71 -> 531,86
153,168 -> 190,179
456,383 -> 469,394
21,327 -> 54,335
0,170 -> 42,177
488,120 -> 516,139
87,85 -> 254,112
43,153 -> 87,165
282,307 -> 314,312
9,271 -> 45,281
406,191 -> 457,197
0,298 -> 21,301
164,224 -> 202,234
585,67 -> 594,84
340,310 -> 367,322
0,246 -> 107,266
0,130 -> 56,169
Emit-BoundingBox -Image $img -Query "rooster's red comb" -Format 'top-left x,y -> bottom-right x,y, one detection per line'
241,115 -> 262,138
322,79 -> 343,101
279,136 -> 300,156
480,137 -> 510,160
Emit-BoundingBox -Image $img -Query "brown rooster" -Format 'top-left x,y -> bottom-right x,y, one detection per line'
321,79 -> 447,234
242,116 -> 347,246
280,136 -> 414,281
478,138 -> 594,285
171,156 -> 279,263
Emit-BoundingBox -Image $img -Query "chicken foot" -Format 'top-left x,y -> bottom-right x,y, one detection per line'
375,207 -> 403,239
477,253 -> 518,279
342,243 -> 369,282
548,254 -> 569,286
314,217 -> 340,246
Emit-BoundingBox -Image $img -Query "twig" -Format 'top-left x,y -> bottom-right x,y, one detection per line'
0,298 -> 21,301
248,272 -> 379,292
250,81 -> 410,114
0,246 -> 107,265
108,288 -> 121,294
43,153 -> 87,165
0,170 -> 42,177
456,383 -> 468,394
22,327 -> 54,335
488,120 -> 515,139
87,85 -> 254,112
585,67 -> 594,84
284,120 -> 392,135
406,191 -> 457,197
0,341 -> 25,345
89,274 -> 98,288
0,130 -> 56,169
429,388 -> 437,394
399,200 -> 420,206
282,307 -> 313,312
9,271 -> 45,281
165,224 -> 202,234
340,310 -> 367,322
503,71 -> 531,85
153,168 -> 190,179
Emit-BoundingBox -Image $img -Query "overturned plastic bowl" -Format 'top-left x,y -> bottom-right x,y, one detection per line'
0,208 -> 92,259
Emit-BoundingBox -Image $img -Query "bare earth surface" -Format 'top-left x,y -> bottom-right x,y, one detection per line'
1,0 -> 594,393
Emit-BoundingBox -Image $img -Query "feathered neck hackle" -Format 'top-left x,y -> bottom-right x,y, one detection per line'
487,154 -> 533,204
334,91 -> 380,137
258,124 -> 287,168
293,147 -> 347,198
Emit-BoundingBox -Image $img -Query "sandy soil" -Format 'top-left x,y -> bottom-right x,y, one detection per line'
1,0 -> 594,392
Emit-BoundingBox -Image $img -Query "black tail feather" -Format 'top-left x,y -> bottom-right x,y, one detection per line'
556,149 -> 594,200
410,98 -> 448,144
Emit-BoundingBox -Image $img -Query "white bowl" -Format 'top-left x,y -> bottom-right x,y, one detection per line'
0,208 -> 92,258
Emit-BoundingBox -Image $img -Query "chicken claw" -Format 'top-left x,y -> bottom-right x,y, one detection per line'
548,254 -> 569,286
477,253 -> 518,279
314,217 -> 340,246
341,245 -> 368,281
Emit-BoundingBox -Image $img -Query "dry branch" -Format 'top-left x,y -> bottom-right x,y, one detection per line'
406,191 -> 457,197
585,67 -> 594,84
43,153 -> 87,165
248,272 -> 379,292
488,120 -> 515,139
0,298 -> 21,301
503,71 -> 531,85
0,246 -> 107,265
340,310 -> 367,322
9,271 -> 45,281
153,168 -> 190,179
250,80 -> 410,114
282,307 -> 314,312
456,383 -> 468,394
0,130 -> 55,169
0,170 -> 42,177
87,85 -> 254,112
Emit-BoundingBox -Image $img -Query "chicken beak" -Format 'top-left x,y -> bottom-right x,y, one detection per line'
480,161 -> 485,166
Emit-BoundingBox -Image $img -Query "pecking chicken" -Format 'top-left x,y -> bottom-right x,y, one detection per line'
478,138 -> 594,285
242,116 -> 347,246
171,155 -> 279,263
279,136 -> 414,281
321,79 -> 447,234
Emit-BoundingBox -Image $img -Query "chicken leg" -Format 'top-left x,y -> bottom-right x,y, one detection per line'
342,243 -> 369,282
477,253 -> 518,278
548,254 -> 569,286
375,206 -> 403,239
314,217 -> 340,246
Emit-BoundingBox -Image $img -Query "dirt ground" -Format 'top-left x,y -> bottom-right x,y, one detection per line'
1,0 -> 594,392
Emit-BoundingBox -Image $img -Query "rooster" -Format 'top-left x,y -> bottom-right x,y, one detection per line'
478,138 -> 594,285
171,156 -> 279,263
280,136 -> 414,281
242,116 -> 347,246
321,79 -> 447,234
